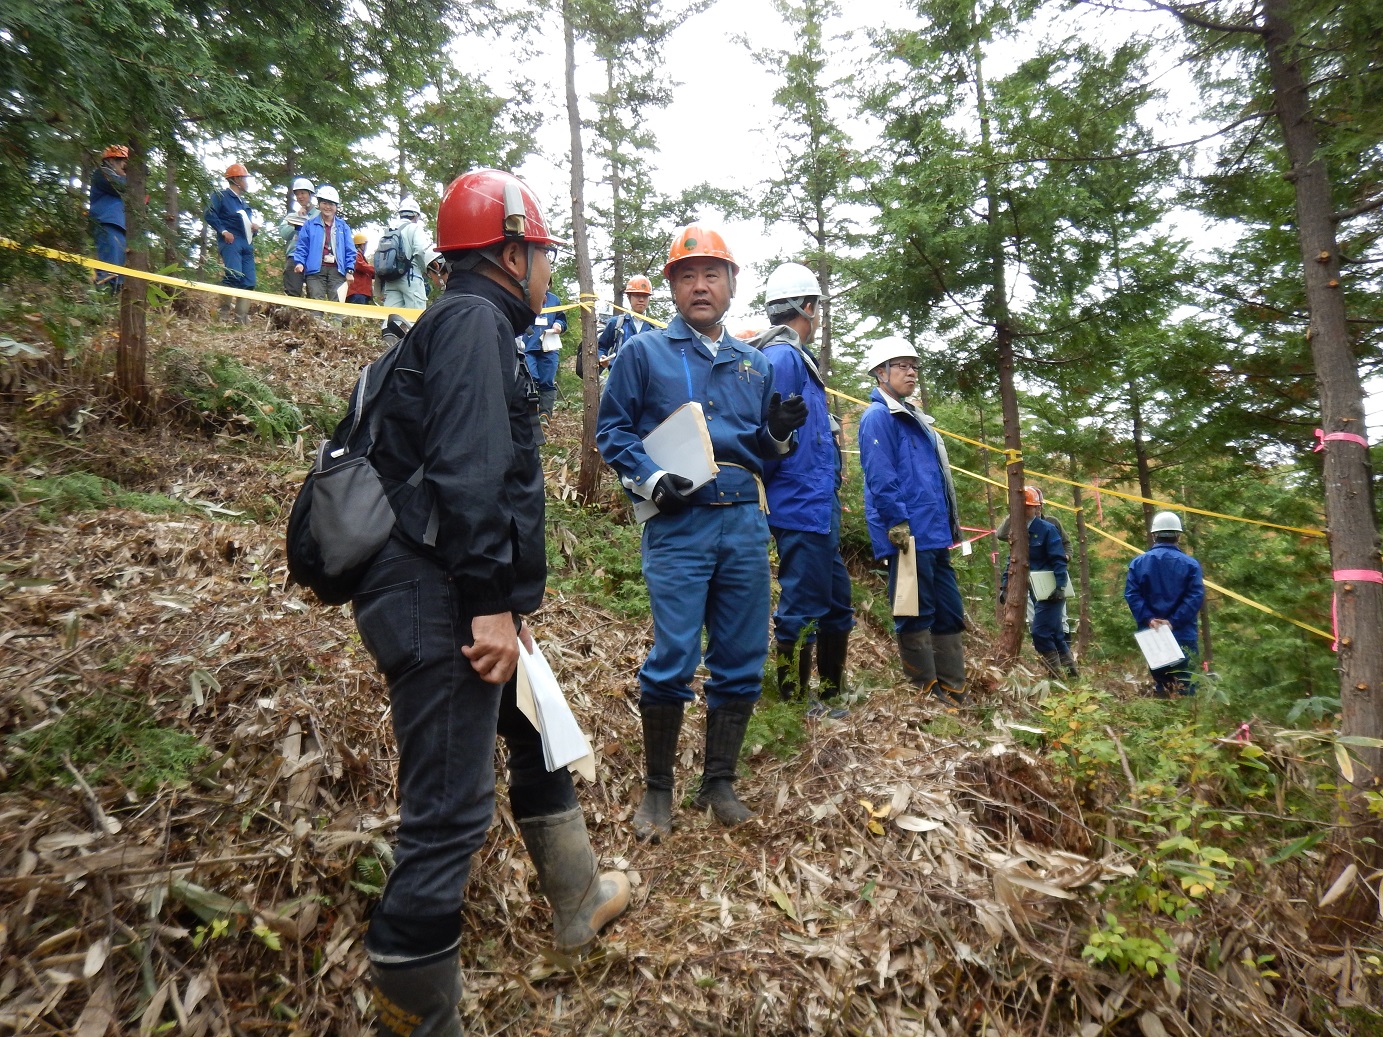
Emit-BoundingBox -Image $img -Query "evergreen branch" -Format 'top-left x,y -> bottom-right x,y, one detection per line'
993,111 -> 1265,165
1138,0 -> 1266,36
1334,193 -> 1383,223
906,236 -> 990,331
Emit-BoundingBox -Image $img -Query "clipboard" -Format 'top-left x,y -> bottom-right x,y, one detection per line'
1134,626 -> 1186,670
1028,569 -> 1058,600
632,402 -> 719,523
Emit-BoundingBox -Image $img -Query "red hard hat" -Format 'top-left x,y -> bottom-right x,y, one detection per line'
435,169 -> 564,252
102,145 -> 129,160
1023,485 -> 1043,507
225,163 -> 249,179
625,274 -> 653,295
663,224 -> 738,278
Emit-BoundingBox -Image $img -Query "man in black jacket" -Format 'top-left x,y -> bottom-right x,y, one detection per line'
353,169 -> 628,1037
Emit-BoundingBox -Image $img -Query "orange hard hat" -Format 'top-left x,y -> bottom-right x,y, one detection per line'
225,163 -> 249,179
625,274 -> 653,295
1023,485 -> 1043,507
102,145 -> 129,160
435,168 -> 565,252
663,224 -> 738,278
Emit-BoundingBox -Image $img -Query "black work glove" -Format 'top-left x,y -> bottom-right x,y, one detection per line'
998,588 -> 1007,606
1044,589 -> 1064,603
651,473 -> 695,516
767,392 -> 809,440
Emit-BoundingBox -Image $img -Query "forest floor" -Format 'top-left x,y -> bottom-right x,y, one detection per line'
0,292 -> 1379,1036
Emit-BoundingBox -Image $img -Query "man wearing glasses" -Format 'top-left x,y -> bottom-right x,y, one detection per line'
857,336 -> 968,705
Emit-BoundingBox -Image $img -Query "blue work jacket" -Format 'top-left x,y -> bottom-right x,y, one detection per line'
88,165 -> 126,230
597,314 -> 785,507
204,188 -> 256,243
598,312 -> 654,359
1002,515 -> 1068,594
754,327 -> 838,534
522,292 -> 568,352
858,387 -> 961,557
289,214 -> 356,276
1125,541 -> 1204,645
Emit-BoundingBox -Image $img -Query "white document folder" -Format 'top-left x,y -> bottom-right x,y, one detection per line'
893,537 -> 920,617
1028,569 -> 1058,600
1134,625 -> 1186,670
514,639 -> 596,781
632,402 -> 720,523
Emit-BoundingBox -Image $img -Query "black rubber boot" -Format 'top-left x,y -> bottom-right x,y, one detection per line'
538,388 -> 557,420
898,629 -> 936,691
632,702 -> 683,843
932,632 -> 969,705
775,640 -> 812,701
1039,650 -> 1064,677
1058,648 -> 1079,678
517,807 -> 631,954
368,954 -> 464,1037
693,700 -> 754,826
816,629 -> 849,699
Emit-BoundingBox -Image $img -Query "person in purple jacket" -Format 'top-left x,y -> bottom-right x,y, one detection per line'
1125,511 -> 1204,697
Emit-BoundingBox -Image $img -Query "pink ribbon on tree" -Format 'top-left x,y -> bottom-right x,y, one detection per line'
1330,569 -> 1383,650
1314,428 -> 1369,452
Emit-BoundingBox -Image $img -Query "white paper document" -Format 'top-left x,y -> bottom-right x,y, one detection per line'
514,639 -> 596,780
1134,625 -> 1186,670
893,537 -> 920,617
632,402 -> 720,523
1028,569 -> 1058,600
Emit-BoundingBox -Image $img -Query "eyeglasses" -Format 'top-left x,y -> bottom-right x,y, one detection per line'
539,244 -> 559,264
888,361 -> 919,373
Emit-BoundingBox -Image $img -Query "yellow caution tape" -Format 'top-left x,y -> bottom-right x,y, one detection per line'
0,237 -> 424,322
825,384 -> 1325,539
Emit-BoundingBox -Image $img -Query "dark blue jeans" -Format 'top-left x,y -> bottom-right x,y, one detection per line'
92,221 -> 125,290
524,349 -> 559,394
770,506 -> 854,643
1030,594 -> 1066,654
217,238 -> 256,289
887,546 -> 965,636
353,541 -> 574,928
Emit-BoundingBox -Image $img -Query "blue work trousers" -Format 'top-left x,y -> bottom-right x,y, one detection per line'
353,540 -> 574,921
770,507 -> 854,643
218,238 -> 257,289
525,350 -> 559,394
92,221 -> 125,290
640,503 -> 770,710
888,546 -> 965,636
1030,594 -> 1067,654
1150,641 -> 1198,697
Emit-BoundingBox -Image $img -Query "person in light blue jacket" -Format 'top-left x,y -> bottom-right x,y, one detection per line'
857,335 -> 967,705
1125,511 -> 1204,697
289,184 -> 355,318
751,262 -> 853,720
89,145 -> 128,292
597,225 -> 807,842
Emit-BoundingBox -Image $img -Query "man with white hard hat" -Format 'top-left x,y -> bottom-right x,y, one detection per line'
749,262 -> 854,719
377,195 -> 432,313
857,336 -> 968,705
1124,511 -> 1204,697
278,176 -> 318,297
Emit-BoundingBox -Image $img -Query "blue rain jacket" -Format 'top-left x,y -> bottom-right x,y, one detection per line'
88,165 -> 126,230
858,387 -> 961,557
289,213 -> 356,276
1124,542 -> 1204,645
598,312 -> 654,360
1002,515 -> 1068,596
755,327 -> 837,535
597,314 -> 784,507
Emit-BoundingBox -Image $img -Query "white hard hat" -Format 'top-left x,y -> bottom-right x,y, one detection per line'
315,184 -> 341,204
290,177 -> 314,193
397,194 -> 420,216
764,262 -> 824,306
862,335 -> 920,375
1151,511 -> 1183,534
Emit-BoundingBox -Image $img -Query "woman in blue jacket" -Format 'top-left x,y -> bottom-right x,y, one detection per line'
289,184 -> 356,319
89,145 -> 128,292
857,335 -> 967,705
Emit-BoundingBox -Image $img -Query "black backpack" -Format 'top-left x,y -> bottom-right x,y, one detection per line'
374,227 -> 412,282
285,315 -> 416,604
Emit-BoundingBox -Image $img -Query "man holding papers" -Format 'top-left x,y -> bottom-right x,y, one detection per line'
857,336 -> 968,705
1000,486 -> 1077,678
350,171 -> 627,1037
1124,511 -> 1205,697
597,225 -> 807,841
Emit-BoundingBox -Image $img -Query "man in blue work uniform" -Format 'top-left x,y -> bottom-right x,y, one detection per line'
204,162 -> 260,324
858,336 -> 968,705
750,262 -> 854,719
1125,511 -> 1204,697
89,145 -> 128,292
597,225 -> 808,841
522,289 -> 567,425
1001,486 -> 1077,678
597,274 -> 655,373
